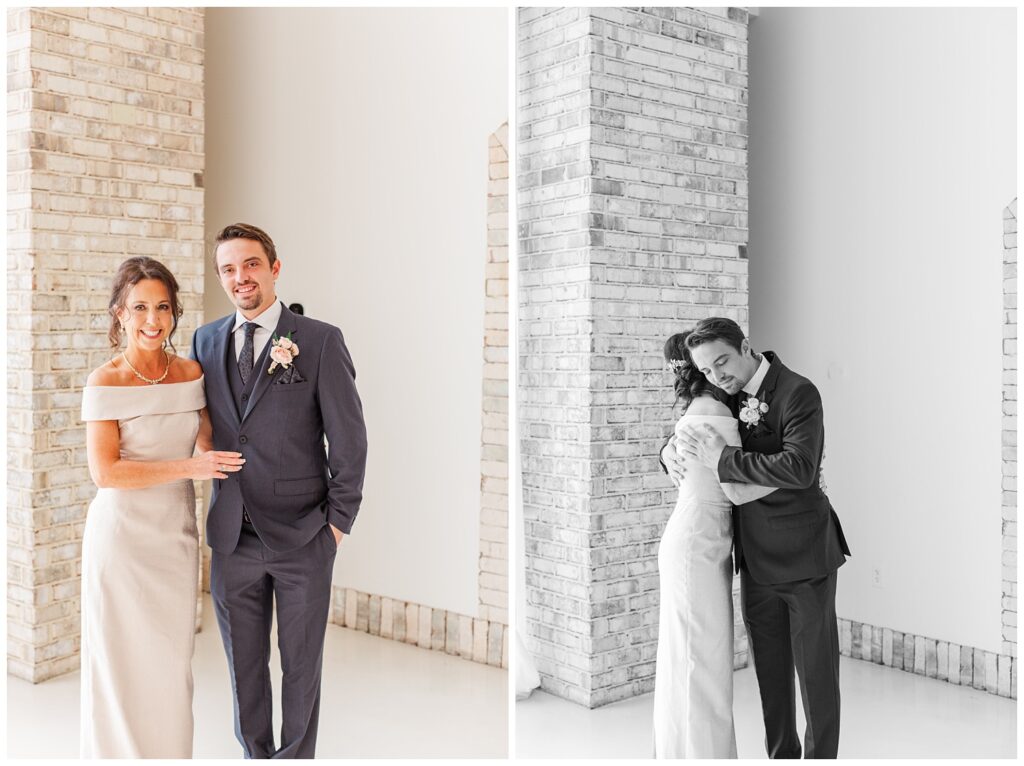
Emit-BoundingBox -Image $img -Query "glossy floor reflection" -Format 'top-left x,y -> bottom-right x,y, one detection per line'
8,594 -> 507,758
516,656 -> 1015,759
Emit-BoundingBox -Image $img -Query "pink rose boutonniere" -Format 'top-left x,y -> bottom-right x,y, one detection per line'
739,396 -> 770,430
267,332 -> 299,374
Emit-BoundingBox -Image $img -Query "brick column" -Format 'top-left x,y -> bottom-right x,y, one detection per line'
1003,197 -> 1017,663
480,122 -> 510,627
518,6 -> 750,707
6,7 -> 205,682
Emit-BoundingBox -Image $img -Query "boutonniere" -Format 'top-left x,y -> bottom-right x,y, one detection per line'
739,396 -> 770,430
267,332 -> 299,374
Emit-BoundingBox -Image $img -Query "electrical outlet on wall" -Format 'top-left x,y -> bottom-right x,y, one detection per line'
871,567 -> 883,588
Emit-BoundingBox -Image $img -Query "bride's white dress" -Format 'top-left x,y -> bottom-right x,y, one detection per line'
79,378 -> 204,758
653,413 -> 772,759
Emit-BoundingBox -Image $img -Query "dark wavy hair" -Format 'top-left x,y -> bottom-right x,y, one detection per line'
665,331 -> 711,407
107,257 -> 183,350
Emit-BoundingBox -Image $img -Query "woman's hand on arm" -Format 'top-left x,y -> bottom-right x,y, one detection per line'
86,419 -> 244,489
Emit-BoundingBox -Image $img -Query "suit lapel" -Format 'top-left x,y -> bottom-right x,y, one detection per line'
758,351 -> 783,401
739,352 -> 782,445
210,315 -> 241,428
241,302 -> 296,422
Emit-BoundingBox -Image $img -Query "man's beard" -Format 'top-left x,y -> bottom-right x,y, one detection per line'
235,287 -> 261,309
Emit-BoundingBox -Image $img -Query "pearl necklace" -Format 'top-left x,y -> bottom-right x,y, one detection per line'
121,349 -> 171,385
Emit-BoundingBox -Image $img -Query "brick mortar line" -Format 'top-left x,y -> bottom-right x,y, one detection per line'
30,9 -> 203,35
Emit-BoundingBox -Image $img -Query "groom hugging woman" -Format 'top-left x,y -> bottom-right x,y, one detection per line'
652,316 -> 850,759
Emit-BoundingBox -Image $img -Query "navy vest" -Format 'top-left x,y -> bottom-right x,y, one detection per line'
227,329 -> 272,419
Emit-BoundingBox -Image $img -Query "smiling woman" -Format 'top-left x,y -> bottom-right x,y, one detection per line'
105,258 -> 182,352
79,257 -> 244,758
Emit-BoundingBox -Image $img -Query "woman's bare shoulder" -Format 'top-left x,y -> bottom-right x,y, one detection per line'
682,395 -> 732,417
86,358 -> 131,387
169,355 -> 203,383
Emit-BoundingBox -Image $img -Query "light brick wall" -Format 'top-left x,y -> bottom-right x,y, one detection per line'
480,122 -> 510,625
1003,198 -> 1017,660
331,587 -> 508,669
518,6 -> 750,707
839,618 -> 1016,699
6,7 -> 205,683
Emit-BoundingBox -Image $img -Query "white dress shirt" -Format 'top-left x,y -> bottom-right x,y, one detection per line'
232,300 -> 282,364
741,352 -> 771,397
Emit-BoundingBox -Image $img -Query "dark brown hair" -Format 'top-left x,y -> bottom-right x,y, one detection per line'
684,316 -> 747,354
665,331 -> 711,407
107,257 -> 183,350
213,222 -> 277,266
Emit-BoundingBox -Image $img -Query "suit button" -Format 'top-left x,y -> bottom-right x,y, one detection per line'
239,435 -> 248,444
241,393 -> 248,401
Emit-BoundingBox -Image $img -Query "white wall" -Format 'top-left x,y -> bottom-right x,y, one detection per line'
749,8 -> 1015,652
204,8 -> 507,616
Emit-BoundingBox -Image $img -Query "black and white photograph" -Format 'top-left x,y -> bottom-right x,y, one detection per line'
7,6 -> 508,758
515,5 -> 1016,760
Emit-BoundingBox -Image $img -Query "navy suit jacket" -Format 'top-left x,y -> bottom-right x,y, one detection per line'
717,352 -> 849,584
192,302 -> 368,554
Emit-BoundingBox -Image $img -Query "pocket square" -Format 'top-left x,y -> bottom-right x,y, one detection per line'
275,366 -> 306,385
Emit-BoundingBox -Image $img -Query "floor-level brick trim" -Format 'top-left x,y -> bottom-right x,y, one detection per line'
331,586 -> 508,670
839,617 -> 1016,699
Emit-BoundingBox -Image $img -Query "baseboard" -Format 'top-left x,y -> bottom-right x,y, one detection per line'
331,586 -> 508,670
839,618 -> 1016,699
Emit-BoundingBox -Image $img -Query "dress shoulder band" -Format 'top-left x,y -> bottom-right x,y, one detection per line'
81,376 -> 206,421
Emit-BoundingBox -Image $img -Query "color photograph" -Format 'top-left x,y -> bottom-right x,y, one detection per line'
7,6 -> 508,758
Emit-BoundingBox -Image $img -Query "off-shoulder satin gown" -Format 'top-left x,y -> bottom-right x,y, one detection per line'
79,377 -> 205,758
653,414 -> 745,759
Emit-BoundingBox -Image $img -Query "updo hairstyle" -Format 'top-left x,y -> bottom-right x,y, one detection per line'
107,257 -> 184,351
664,330 -> 711,408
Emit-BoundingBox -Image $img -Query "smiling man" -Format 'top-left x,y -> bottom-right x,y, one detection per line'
192,222 -> 368,758
663,316 -> 850,759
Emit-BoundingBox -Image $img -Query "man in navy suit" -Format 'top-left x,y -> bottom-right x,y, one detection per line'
193,223 -> 367,758
667,317 -> 849,759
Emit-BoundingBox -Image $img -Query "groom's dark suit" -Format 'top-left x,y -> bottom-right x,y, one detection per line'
193,302 -> 367,758
719,351 -> 849,759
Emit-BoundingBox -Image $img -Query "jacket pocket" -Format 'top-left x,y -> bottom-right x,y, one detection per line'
767,509 -> 819,530
271,381 -> 311,392
274,476 -> 324,496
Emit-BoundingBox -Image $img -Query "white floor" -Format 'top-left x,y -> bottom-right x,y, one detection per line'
516,657 -> 1016,759
8,594 -> 508,759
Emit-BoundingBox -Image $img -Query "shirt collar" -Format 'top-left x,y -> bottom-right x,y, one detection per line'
742,353 -> 771,397
232,300 -> 282,334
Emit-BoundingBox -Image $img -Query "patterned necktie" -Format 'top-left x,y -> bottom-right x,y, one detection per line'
238,322 -> 258,384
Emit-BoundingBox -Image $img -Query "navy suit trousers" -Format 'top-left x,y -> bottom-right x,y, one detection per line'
210,523 -> 337,759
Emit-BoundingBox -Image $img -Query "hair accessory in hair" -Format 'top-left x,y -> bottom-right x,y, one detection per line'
667,358 -> 687,372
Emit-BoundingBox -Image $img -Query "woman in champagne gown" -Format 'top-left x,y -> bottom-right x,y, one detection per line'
80,258 -> 244,758
652,331 -> 776,759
